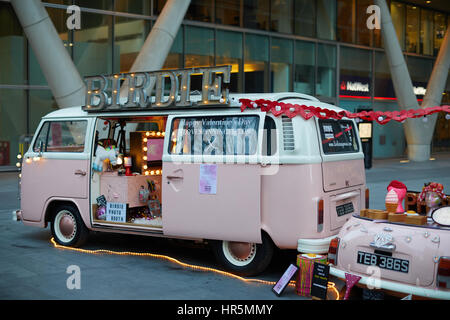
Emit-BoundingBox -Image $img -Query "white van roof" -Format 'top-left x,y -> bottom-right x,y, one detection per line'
42,92 -> 347,119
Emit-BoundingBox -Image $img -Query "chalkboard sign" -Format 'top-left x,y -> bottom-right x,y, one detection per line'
272,264 -> 298,297
310,262 -> 330,300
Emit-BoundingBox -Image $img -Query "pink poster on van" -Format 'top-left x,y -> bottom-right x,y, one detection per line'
199,164 -> 217,195
147,139 -> 164,161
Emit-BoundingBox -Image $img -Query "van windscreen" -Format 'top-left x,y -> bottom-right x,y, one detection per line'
318,119 -> 359,154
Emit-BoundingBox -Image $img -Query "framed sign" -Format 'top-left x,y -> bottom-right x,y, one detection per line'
310,262 -> 330,300
106,202 -> 127,223
272,264 -> 298,297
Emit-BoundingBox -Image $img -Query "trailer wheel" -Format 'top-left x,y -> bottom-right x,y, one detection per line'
211,233 -> 274,276
51,204 -> 89,247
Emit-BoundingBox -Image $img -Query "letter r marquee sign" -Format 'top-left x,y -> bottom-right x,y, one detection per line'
82,66 -> 231,112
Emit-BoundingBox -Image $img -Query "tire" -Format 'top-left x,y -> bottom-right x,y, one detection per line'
50,204 -> 89,247
211,232 -> 274,276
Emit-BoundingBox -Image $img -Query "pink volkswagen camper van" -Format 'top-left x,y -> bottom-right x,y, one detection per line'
16,66 -> 367,275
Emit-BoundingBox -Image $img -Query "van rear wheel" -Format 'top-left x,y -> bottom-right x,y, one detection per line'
211,233 -> 274,276
51,204 -> 88,247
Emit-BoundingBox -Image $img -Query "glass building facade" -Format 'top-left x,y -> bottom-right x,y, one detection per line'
0,0 -> 449,168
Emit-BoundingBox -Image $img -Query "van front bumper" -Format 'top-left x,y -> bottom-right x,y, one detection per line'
297,235 -> 336,254
329,266 -> 450,300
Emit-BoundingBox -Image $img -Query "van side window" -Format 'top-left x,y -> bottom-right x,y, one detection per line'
318,119 -> 359,154
169,116 -> 259,156
33,121 -> 88,153
263,116 -> 277,156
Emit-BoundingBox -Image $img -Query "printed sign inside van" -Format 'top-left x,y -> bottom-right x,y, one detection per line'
82,66 -> 231,112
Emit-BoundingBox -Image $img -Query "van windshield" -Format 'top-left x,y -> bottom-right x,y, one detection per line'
318,119 -> 359,154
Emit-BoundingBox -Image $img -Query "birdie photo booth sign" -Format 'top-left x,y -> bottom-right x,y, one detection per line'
239,98 -> 450,125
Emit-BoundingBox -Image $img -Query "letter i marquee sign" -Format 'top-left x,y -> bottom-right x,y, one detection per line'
82,66 -> 231,112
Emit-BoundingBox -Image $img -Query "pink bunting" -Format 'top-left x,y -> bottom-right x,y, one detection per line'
344,273 -> 362,300
239,98 -> 450,125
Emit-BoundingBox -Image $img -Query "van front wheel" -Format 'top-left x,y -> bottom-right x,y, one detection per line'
211,233 -> 274,276
51,205 -> 88,247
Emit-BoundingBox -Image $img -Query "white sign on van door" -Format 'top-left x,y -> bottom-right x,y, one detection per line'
106,202 -> 127,222
199,164 -> 217,195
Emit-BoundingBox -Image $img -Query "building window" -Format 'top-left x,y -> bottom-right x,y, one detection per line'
243,0 -> 270,31
391,1 -> 406,50
356,0 -> 372,47
271,0 -> 293,34
434,12 -> 447,56
294,40 -> 315,95
406,5 -> 420,54
114,17 -> 151,73
163,26 -> 183,69
294,0 -> 316,37
244,33 -> 269,93
74,0 -> 114,10
0,2 -> 26,85
337,0 -> 355,43
420,9 -> 434,56
215,0 -> 241,26
316,43 -> 336,98
185,0 -> 213,23
0,89 -> 27,166
271,37 -> 293,92
73,12 -> 113,77
407,56 -> 433,100
114,0 -> 151,15
216,30 -> 243,92
374,52 -> 395,99
339,47 -> 372,99
316,0 -> 336,40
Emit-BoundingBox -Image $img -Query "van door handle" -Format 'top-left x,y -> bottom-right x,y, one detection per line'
74,170 -> 87,176
166,175 -> 183,180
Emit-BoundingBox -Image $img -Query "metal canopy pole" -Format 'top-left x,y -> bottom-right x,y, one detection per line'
11,0 -> 85,108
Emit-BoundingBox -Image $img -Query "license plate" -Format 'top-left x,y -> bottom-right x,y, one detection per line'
357,251 -> 409,273
336,202 -> 354,217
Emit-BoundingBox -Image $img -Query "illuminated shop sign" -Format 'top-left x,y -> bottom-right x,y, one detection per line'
339,76 -> 371,97
82,66 -> 231,112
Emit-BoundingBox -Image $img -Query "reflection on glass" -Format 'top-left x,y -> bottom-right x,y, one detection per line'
186,0 -> 213,22
317,0 -> 336,40
337,0 -> 354,43
271,38 -> 292,92
420,9 -> 433,55
216,30 -> 242,92
0,3 -> 26,85
356,0 -> 372,46
185,26 -> 214,68
29,90 -> 58,134
406,5 -> 419,53
243,0 -> 270,31
163,26 -> 183,69
374,52 -> 395,98
294,41 -> 315,95
340,47 -> 372,97
294,0 -> 315,37
434,12 -> 447,56
316,43 -> 336,98
271,0 -> 293,33
215,0 -> 241,26
74,12 -> 113,77
391,1 -> 405,50
244,33 -> 269,93
114,17 -> 150,73
75,0 -> 114,10
0,89 -> 27,166
115,0 -> 151,15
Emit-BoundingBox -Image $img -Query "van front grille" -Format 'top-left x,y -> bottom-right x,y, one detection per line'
281,116 -> 295,151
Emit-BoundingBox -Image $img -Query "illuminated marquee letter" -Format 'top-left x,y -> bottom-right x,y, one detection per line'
83,75 -> 108,111
155,72 -> 179,107
200,66 -> 231,106
124,72 -> 150,108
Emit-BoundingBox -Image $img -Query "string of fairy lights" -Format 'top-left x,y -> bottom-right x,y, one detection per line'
50,237 -> 340,299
